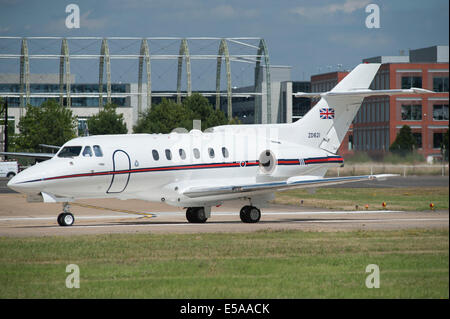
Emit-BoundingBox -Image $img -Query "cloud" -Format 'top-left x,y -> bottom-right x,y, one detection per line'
211,5 -> 259,19
291,0 -> 370,18
328,31 -> 393,48
108,0 -> 259,20
81,10 -> 109,30
0,26 -> 10,32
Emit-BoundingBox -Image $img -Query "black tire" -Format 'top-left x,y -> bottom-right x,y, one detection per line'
240,205 -> 261,223
57,213 -> 65,226
6,172 -> 15,179
57,213 -> 74,226
186,207 -> 208,223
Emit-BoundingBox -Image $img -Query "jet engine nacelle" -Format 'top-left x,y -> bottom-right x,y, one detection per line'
257,145 -> 331,179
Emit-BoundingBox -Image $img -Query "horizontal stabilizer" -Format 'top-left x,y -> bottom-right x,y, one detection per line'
294,87 -> 434,98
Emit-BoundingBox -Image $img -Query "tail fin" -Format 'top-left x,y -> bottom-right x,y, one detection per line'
284,63 -> 381,153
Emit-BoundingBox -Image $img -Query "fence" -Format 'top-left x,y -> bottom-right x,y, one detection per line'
327,164 -> 449,177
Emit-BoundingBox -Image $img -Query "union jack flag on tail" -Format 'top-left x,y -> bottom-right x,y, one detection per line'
320,108 -> 335,119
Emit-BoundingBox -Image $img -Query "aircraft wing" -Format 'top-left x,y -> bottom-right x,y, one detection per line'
0,151 -> 55,160
183,174 -> 397,198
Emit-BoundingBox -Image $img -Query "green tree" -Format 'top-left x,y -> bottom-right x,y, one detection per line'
15,100 -> 77,152
87,103 -> 128,135
133,93 -> 237,133
389,124 -> 417,156
0,98 -> 17,151
133,98 -> 193,133
182,93 -> 228,130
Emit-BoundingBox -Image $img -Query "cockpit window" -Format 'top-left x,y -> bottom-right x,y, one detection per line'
57,146 -> 82,158
82,146 -> 93,157
93,145 -> 103,157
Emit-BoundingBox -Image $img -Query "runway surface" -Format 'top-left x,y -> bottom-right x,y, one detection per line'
0,193 -> 447,237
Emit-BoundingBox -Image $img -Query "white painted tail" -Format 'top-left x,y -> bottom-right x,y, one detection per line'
282,63 -> 381,153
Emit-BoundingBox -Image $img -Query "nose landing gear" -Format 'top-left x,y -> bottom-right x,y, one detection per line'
57,202 -> 75,226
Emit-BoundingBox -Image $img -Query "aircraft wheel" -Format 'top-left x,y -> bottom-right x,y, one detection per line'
57,213 -> 75,226
186,207 -> 208,223
240,205 -> 261,223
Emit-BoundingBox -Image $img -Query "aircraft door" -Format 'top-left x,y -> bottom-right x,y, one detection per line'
106,150 -> 131,193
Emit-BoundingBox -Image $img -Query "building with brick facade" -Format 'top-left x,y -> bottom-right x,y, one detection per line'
310,45 -> 448,160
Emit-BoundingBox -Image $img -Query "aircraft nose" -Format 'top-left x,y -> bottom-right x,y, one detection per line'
7,167 -> 44,194
7,173 -> 23,192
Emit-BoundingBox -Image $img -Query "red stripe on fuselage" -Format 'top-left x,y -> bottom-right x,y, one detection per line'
25,157 -> 342,184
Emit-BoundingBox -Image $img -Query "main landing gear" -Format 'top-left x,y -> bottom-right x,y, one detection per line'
57,202 -> 75,227
185,205 -> 261,223
239,205 -> 261,223
186,207 -> 208,223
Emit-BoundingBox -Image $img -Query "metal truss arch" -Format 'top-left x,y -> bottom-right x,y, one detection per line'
176,39 -> 191,104
138,39 -> 151,116
1,37 -> 273,124
215,39 -> 232,120
59,38 -> 71,107
254,39 -> 271,124
99,38 -> 111,108
19,38 -> 30,112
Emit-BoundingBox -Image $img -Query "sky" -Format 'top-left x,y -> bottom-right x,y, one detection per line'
0,0 -> 448,84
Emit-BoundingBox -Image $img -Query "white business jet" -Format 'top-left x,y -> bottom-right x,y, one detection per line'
5,63 -> 432,226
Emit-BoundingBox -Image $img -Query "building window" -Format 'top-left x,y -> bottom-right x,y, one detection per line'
385,129 -> 390,151
433,104 -> 449,121
433,132 -> 444,149
412,133 -> 422,148
77,118 -> 89,136
348,134 -> 353,150
385,101 -> 390,122
401,76 -> 422,89
401,104 -> 422,121
433,76 -> 449,92
375,103 -> 381,122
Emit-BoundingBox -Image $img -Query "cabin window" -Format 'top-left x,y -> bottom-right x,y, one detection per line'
57,146 -> 82,158
222,147 -> 229,158
179,149 -> 186,160
165,149 -> 172,160
152,149 -> 159,161
82,146 -> 93,157
208,147 -> 215,158
93,145 -> 103,157
193,148 -> 200,159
